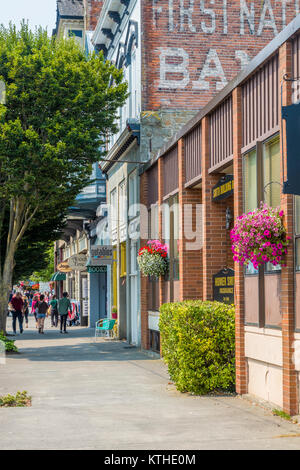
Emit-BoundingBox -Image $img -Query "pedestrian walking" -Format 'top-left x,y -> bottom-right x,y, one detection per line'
22,295 -> 29,328
49,295 -> 59,327
35,294 -> 49,335
31,295 -> 39,328
58,292 -> 71,334
11,292 -> 24,335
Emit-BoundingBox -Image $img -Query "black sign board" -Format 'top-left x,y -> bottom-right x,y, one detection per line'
213,268 -> 234,304
212,175 -> 234,202
282,103 -> 300,195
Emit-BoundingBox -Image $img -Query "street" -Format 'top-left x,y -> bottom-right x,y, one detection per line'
1,316 -> 300,450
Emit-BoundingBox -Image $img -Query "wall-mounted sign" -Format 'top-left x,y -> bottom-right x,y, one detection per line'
282,102 -> 300,195
212,175 -> 234,202
87,266 -> 107,274
213,268 -> 234,304
90,246 -> 114,266
68,254 -> 88,272
57,262 -> 72,273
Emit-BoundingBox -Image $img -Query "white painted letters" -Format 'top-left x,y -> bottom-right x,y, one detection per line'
235,50 -> 251,69
159,48 -> 190,89
257,0 -> 278,36
240,0 -> 255,35
200,0 -> 216,34
180,0 -> 196,32
193,49 -> 227,91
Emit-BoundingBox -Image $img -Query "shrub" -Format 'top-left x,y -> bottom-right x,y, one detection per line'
0,391 -> 31,407
0,333 -> 18,353
159,300 -> 235,395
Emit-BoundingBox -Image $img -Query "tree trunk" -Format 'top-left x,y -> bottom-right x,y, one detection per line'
0,255 -> 14,334
0,197 -> 37,334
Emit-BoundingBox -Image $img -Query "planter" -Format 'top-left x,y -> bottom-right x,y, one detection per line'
231,204 -> 291,269
137,240 -> 169,278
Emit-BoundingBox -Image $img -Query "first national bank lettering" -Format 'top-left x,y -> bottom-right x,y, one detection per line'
152,0 -> 298,91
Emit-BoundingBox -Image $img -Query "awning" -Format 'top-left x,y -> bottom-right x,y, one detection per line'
50,272 -> 67,281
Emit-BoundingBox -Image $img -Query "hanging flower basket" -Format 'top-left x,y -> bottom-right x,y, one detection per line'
137,240 -> 169,278
230,204 -> 291,270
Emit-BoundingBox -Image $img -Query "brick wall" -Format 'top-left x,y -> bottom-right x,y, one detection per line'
84,0 -> 103,31
279,41 -> 298,416
141,0 -> 298,110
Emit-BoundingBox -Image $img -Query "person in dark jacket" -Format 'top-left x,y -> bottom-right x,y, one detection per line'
11,292 -> 24,335
36,294 -> 48,334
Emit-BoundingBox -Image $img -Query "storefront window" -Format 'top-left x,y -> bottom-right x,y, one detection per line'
244,135 -> 281,328
162,195 -> 180,282
263,136 -> 281,209
149,203 -> 159,239
110,188 -> 117,232
243,149 -> 257,213
264,136 -> 281,273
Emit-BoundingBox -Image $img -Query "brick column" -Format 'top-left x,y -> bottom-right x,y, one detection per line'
232,87 -> 247,395
140,171 -> 149,350
158,157 -> 165,307
178,139 -> 202,301
280,41 -> 298,416
202,117 -> 227,300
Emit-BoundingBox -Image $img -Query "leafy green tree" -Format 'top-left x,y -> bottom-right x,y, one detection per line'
0,23 -> 127,332
29,246 -> 54,283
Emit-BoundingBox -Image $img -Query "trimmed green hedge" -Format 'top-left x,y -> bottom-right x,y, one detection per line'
159,300 -> 235,395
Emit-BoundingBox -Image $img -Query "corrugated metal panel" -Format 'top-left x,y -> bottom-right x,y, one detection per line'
210,96 -> 233,169
147,163 -> 158,207
242,54 -> 279,148
163,145 -> 178,197
292,33 -> 300,84
185,124 -> 202,184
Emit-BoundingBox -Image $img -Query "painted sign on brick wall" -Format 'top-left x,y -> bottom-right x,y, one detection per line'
143,0 -> 298,109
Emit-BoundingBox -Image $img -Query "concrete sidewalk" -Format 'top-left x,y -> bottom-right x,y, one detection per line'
1,316 -> 300,450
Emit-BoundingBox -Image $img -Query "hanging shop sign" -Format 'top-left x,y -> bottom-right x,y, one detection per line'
87,266 -> 107,274
68,254 -> 88,272
282,102 -> 300,195
90,246 -> 114,266
213,268 -> 234,304
57,262 -> 72,273
212,175 -> 234,202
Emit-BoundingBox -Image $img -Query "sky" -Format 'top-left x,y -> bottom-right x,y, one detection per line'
1,0 -> 57,34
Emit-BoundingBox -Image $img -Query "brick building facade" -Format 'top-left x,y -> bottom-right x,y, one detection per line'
139,0 -> 298,354
141,14 -> 300,415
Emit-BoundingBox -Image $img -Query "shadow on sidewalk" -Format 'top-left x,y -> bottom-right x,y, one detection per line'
8,339 -> 156,363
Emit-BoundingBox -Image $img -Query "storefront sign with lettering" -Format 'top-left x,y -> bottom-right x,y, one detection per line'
213,268 -> 234,304
57,262 -> 72,273
68,254 -> 88,272
90,246 -> 114,266
212,175 -> 234,202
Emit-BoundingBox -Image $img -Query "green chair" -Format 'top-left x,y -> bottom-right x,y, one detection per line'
95,318 -> 116,340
